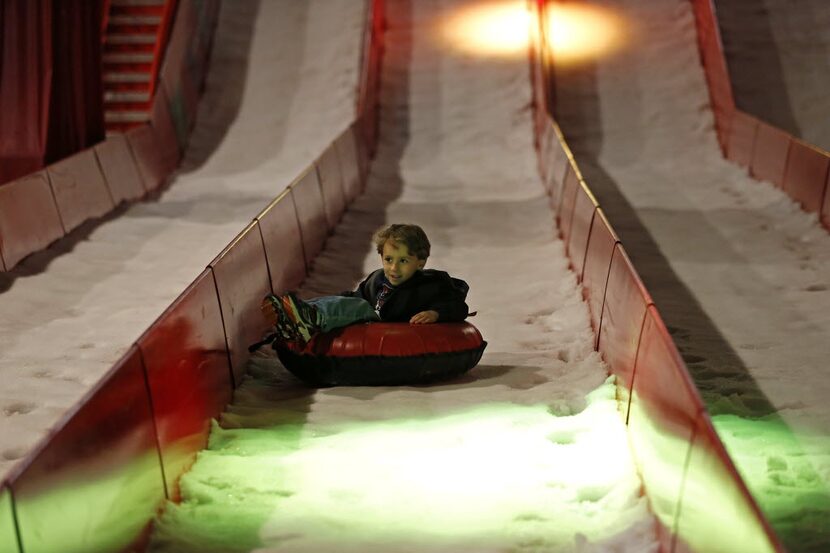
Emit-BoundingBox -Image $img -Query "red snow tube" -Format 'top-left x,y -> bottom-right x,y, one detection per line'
274,322 -> 487,386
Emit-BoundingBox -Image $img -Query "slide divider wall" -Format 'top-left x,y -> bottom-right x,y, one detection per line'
0,0 -> 384,550
690,0 -> 830,231
530,1 -> 786,551
0,0 -> 221,273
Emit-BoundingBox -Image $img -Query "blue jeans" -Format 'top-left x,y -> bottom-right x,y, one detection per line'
307,296 -> 380,332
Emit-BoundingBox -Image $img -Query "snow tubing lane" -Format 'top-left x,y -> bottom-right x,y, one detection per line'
274,322 -> 487,386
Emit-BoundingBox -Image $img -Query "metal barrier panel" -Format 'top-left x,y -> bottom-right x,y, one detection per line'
10,347 -> 165,553
750,121 -> 791,188
94,134 -> 147,203
676,415 -> 782,553
317,144 -> 346,229
627,307 -> 702,551
557,163 -> 580,242
47,149 -> 115,233
255,190 -> 308,294
336,126 -> 363,204
567,182 -> 598,281
137,270 -> 233,501
0,171 -> 65,270
548,132 -> 571,210
597,245 -> 651,396
726,111 -> 758,169
581,208 -> 619,340
209,222 -> 273,385
0,485 -> 20,553
782,139 -> 830,214
126,124 -> 168,192
290,166 -> 329,271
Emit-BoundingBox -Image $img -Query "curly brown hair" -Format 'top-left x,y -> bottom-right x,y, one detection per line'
373,224 -> 431,260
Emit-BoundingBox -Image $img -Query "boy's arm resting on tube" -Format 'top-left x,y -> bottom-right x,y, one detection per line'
427,275 -> 470,322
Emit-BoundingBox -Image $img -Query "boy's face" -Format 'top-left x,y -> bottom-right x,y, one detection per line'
380,240 -> 425,286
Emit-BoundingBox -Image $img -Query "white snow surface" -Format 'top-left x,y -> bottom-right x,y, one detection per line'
553,0 -> 830,548
0,0 -> 364,481
149,0 -> 658,551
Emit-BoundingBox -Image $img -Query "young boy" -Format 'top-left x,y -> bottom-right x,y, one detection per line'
262,224 -> 469,346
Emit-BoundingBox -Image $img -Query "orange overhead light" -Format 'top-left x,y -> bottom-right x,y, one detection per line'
443,1 -> 535,58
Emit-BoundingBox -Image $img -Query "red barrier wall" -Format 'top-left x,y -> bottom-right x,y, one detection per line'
255,189 -> 308,294
209,222 -> 273,386
690,0 -> 830,233
137,270 -> 233,501
317,142 -> 347,229
0,171 -> 65,269
783,140 -> 830,214
0,485 -> 20,553
750,122 -> 791,188
0,0 -> 220,272
567,182 -> 598,281
0,3 -> 378,549
8,347 -> 166,553
47,148 -> 115,233
531,4 -> 785,547
94,134 -> 147,204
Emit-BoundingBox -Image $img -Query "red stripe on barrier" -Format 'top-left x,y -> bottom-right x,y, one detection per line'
317,144 -> 346,229
598,245 -> 652,395
581,208 -> 619,339
567,182 -> 598,281
726,111 -> 759,169
9,346 -> 165,553
290,166 -> 329,271
782,140 -> 830,214
137,270 -> 233,501
750,121 -> 792,188
209,221 -> 273,386
47,149 -> 115,233
0,171 -> 65,270
94,134 -> 146,204
255,189 -> 307,293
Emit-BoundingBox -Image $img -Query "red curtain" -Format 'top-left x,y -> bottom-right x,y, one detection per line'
0,0 -> 53,184
0,0 -> 104,185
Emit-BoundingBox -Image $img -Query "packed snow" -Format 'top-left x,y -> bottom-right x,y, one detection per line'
0,0 -> 363,480
551,0 -> 830,550
148,0 -> 658,551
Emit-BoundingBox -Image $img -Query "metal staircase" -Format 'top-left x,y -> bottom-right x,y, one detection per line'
101,0 -> 175,134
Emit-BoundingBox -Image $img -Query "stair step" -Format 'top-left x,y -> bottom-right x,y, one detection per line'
105,33 -> 157,45
108,14 -> 162,25
105,110 -> 151,123
103,52 -> 154,63
104,90 -> 151,103
103,71 -> 152,83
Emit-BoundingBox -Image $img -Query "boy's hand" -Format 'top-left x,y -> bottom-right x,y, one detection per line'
410,310 -> 439,324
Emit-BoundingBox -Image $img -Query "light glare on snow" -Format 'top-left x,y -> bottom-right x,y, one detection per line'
544,4 -> 626,64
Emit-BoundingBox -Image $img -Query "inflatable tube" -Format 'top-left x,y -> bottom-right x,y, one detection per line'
274,322 -> 487,386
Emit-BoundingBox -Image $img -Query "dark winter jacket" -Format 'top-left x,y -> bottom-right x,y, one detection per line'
341,269 -> 469,322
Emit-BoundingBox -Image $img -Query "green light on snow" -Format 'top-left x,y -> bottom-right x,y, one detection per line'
150,378 -> 650,552
713,414 -> 830,553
